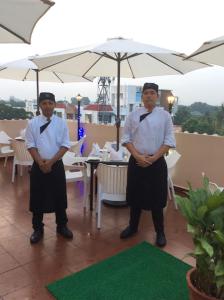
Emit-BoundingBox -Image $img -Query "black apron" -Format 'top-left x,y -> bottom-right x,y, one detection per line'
126,155 -> 168,210
29,159 -> 67,213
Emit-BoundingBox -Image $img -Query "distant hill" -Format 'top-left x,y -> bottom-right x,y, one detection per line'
189,102 -> 219,115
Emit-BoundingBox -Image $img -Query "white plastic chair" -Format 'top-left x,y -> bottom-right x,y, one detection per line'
70,135 -> 86,156
0,145 -> 14,167
11,140 -> 33,183
208,182 -> 224,194
0,131 -> 11,144
19,128 -> 26,139
96,163 -> 128,229
201,173 -> 224,194
165,150 -> 181,209
63,152 -> 89,209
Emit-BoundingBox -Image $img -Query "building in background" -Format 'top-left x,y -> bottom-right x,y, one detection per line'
66,103 -> 77,120
110,84 -> 142,114
110,83 -> 178,120
25,100 -> 37,116
25,100 -> 77,120
24,85 -> 178,125
54,103 -> 66,119
83,104 -> 115,124
54,103 -> 77,119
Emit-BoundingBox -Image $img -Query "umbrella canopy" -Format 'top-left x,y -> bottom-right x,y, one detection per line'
32,37 -> 209,149
0,0 -> 54,44
0,58 -> 93,113
187,36 -> 224,66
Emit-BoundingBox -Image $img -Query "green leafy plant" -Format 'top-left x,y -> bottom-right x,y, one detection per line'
176,177 -> 224,299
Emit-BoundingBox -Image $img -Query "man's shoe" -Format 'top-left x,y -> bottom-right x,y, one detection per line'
120,226 -> 137,239
155,232 -> 167,247
30,230 -> 43,244
57,226 -> 73,239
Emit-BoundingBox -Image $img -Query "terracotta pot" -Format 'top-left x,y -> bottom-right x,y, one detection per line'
186,268 -> 219,300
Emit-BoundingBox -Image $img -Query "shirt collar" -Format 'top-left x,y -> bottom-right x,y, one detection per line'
40,114 -> 54,122
142,106 -> 156,113
142,106 -> 164,113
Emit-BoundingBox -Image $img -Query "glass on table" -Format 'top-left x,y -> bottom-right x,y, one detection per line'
101,149 -> 110,161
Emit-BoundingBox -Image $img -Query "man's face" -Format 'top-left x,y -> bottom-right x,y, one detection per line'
142,89 -> 158,108
39,99 -> 55,118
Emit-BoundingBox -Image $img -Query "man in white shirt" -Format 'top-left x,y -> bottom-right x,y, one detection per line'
25,92 -> 73,244
120,83 -> 176,247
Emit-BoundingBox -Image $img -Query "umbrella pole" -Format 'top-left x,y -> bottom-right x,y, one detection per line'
35,70 -> 40,116
116,53 -> 121,151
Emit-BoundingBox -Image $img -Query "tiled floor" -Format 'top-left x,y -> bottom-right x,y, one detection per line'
0,158 -> 195,299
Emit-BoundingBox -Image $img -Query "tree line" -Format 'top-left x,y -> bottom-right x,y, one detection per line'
174,102 -> 224,135
0,101 -> 33,120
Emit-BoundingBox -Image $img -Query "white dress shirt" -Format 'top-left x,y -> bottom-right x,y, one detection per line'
25,114 -> 71,160
121,106 -> 176,155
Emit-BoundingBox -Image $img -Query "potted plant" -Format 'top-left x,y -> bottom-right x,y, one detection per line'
176,176 -> 224,300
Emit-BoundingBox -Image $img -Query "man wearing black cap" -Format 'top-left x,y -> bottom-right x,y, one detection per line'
120,83 -> 176,247
25,92 -> 73,244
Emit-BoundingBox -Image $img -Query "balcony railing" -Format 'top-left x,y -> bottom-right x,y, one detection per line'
1,119 -> 223,189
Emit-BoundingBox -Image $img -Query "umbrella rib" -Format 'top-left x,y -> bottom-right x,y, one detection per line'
173,53 -> 211,66
123,53 -> 142,61
127,58 -> 135,78
0,67 -> 7,72
0,1 -> 54,44
92,51 -> 118,61
99,52 -> 117,61
22,69 -> 31,81
41,0 -> 55,5
38,51 -> 90,71
27,1 -> 55,45
82,55 -> 104,77
146,53 -> 184,74
187,42 -> 224,59
82,76 -> 93,82
53,72 -> 64,83
0,24 -> 29,43
121,53 -> 128,60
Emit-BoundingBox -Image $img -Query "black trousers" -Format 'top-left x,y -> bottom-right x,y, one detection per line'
129,206 -> 164,234
32,209 -> 68,231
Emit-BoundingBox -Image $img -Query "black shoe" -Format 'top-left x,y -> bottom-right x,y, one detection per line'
155,232 -> 167,247
30,229 -> 43,244
57,226 -> 73,239
120,226 -> 137,239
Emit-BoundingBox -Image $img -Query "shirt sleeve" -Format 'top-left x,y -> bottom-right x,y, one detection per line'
25,120 -> 36,149
60,121 -> 71,149
164,113 -> 176,148
121,114 -> 133,145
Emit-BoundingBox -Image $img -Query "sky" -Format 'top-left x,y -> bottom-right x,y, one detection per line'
1,0 -> 224,105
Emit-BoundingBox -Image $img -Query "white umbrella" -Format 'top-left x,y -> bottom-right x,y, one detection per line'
32,37 -> 209,149
187,36 -> 224,66
0,0 -> 54,44
0,58 -> 93,113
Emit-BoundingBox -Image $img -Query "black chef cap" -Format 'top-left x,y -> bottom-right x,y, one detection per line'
39,92 -> 55,103
142,83 -> 159,94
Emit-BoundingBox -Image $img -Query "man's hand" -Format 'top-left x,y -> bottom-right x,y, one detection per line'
38,159 -> 48,174
39,159 -> 53,174
145,155 -> 156,165
38,159 -> 45,169
135,154 -> 152,168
